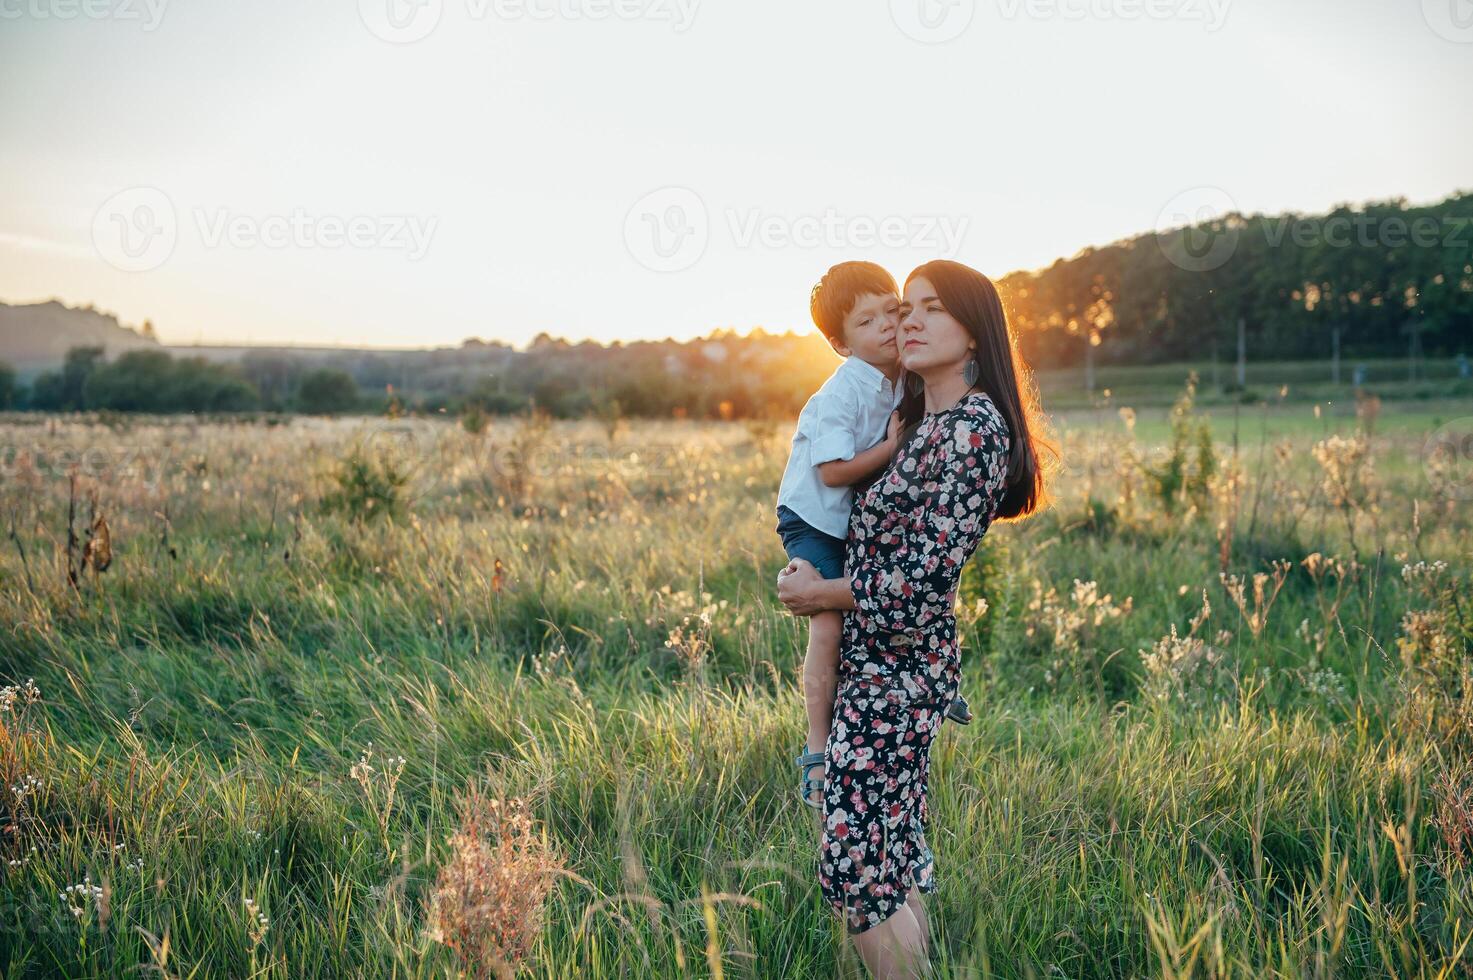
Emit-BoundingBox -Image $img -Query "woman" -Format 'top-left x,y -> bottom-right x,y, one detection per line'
777,260 -> 1051,978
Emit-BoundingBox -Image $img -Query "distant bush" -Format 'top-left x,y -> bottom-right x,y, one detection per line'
321,447 -> 408,523
1142,372 -> 1216,513
296,369 -> 360,415
0,360 -> 15,409
83,350 -> 260,412
26,346 -> 105,411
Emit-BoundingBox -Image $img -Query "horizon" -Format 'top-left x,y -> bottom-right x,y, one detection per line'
11,183 -> 1473,355
2,0 -> 1471,349
6,184 -> 1471,353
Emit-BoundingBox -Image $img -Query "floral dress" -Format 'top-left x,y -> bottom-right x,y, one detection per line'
817,389 -> 1012,935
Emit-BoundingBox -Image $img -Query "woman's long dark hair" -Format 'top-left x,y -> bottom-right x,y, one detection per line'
898,260 -> 1054,520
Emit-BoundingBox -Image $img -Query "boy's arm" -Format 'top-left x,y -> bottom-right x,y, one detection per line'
816,410 -> 901,488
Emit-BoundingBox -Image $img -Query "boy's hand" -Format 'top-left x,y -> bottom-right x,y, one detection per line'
885,410 -> 902,449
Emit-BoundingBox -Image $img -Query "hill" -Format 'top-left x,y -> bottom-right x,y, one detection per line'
0,300 -> 158,373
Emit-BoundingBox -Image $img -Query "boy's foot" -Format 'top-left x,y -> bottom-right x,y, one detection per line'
795,749 -> 825,809
944,695 -> 973,725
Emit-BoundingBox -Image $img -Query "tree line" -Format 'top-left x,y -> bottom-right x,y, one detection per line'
1,192 -> 1467,418
4,347 -> 364,415
998,192 -> 1472,369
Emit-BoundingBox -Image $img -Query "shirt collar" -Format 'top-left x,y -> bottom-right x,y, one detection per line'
842,355 -> 895,393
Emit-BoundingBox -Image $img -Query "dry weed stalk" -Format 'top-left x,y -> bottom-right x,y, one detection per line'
426,789 -> 567,979
1220,560 -> 1292,641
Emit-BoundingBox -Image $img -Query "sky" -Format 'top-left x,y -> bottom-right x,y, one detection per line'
0,0 -> 1470,349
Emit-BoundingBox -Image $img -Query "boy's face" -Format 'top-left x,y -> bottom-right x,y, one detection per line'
829,292 -> 900,368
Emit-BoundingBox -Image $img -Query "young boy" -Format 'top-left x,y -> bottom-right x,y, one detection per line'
776,261 -> 971,810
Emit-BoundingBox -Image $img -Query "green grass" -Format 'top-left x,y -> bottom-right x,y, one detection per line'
1,384 -> 1471,978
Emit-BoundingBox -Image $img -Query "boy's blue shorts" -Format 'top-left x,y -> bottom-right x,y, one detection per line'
775,505 -> 847,580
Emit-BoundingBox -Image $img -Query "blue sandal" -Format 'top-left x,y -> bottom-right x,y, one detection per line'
795,749 -> 825,809
944,694 -> 974,725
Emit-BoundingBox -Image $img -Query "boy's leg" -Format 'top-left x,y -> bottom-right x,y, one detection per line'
802,610 -> 843,760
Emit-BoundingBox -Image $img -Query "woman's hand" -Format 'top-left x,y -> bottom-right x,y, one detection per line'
777,558 -> 827,617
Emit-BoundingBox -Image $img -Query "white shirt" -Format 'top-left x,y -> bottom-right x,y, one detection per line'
777,356 -> 905,539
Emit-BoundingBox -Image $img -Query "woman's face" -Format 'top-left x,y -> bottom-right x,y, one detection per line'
899,276 -> 973,376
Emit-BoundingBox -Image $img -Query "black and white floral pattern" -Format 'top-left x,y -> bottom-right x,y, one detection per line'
817,390 -> 1012,935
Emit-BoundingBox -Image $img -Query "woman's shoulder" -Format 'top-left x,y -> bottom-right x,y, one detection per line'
948,391 -> 1010,446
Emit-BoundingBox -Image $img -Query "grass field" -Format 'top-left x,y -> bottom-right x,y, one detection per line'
1,378 -> 1471,978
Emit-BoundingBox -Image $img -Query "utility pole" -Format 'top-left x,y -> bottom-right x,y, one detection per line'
1404,318 -> 1423,383
1236,317 -> 1246,388
1084,331 -> 1095,395
1332,326 -> 1341,385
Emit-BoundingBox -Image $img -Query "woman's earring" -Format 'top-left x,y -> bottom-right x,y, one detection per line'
963,357 -> 981,388
906,372 -> 925,397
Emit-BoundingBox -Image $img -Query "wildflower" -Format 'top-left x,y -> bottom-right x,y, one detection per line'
1311,434 -> 1374,509
243,896 -> 270,946
1141,624 -> 1231,707
1025,579 -> 1132,690
9,774 -> 42,802
0,678 -> 41,714
1401,560 -> 1449,586
349,743 -> 408,860
61,873 -> 105,920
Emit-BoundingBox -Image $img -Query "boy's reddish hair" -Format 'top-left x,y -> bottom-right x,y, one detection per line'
809,262 -> 899,342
